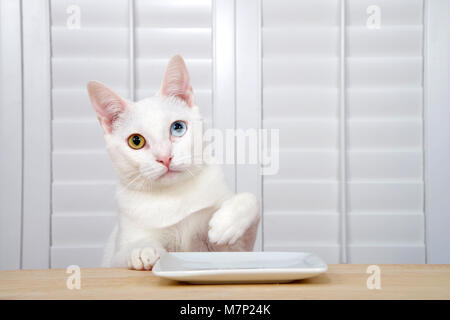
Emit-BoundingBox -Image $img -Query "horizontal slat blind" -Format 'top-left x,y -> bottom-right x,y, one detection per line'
134,0 -> 213,122
262,0 -> 341,262
50,0 -> 212,267
49,0 -> 425,267
346,0 -> 425,263
262,0 -> 425,263
50,0 -> 128,267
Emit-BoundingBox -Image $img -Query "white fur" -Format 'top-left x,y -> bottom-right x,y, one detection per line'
88,55 -> 260,270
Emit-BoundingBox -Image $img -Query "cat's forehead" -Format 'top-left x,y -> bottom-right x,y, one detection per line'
115,95 -> 199,137
132,96 -> 192,120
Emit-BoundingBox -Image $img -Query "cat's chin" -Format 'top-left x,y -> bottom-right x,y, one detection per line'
157,170 -> 179,180
151,169 -> 193,188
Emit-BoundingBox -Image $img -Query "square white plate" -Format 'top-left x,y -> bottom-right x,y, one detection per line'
152,252 -> 327,284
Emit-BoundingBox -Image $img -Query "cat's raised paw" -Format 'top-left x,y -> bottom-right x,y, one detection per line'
208,193 -> 259,246
127,247 -> 160,271
208,224 -> 245,246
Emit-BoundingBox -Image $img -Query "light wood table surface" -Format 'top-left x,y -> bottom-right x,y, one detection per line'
0,265 -> 449,300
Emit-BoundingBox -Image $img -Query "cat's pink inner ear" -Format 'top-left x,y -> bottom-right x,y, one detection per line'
160,55 -> 194,107
87,81 -> 127,133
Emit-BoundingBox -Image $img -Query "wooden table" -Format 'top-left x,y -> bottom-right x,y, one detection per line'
0,265 -> 449,299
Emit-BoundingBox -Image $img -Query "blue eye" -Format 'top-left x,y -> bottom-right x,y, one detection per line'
170,121 -> 187,137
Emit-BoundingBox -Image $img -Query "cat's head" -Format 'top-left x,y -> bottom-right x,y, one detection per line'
87,55 -> 204,190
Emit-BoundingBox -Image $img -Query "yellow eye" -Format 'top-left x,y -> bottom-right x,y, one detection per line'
127,134 -> 146,150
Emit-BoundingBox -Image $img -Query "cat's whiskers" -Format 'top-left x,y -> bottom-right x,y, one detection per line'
135,166 -> 166,191
186,168 -> 195,177
172,154 -> 194,165
117,171 -> 141,195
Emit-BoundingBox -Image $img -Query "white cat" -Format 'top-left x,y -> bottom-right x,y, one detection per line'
87,55 -> 260,270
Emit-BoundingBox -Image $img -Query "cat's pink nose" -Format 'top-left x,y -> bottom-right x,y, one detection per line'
156,156 -> 172,169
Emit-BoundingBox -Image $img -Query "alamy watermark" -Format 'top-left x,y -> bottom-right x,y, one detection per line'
66,265 -> 81,290
366,5 -> 381,29
366,265 -> 382,290
190,121 -> 280,176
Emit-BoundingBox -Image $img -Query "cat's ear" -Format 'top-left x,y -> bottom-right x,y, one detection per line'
160,55 -> 194,107
87,81 -> 128,133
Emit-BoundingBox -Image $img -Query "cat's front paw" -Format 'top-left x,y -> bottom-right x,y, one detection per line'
127,247 -> 160,271
208,193 -> 259,246
208,221 -> 245,246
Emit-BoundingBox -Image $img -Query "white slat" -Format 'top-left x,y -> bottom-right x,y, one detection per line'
52,58 -> 129,89
51,27 -> 128,58
348,182 -> 423,212
263,88 -> 338,119
262,0 -> 339,27
347,26 -> 422,57
347,57 -> 422,88
51,246 -> 104,268
346,0 -> 423,26
52,215 -> 116,246
263,58 -> 338,87
136,28 -> 211,59
264,181 -> 338,212
348,212 -> 424,244
347,88 -> 422,118
348,150 -> 422,180
135,0 -> 211,28
264,212 -> 339,243
348,119 -> 422,149
51,0 -> 129,27
53,151 -> 114,181
264,151 -> 338,181
263,27 -> 339,57
53,182 -> 117,214
264,119 -> 338,149
264,244 -> 340,264
53,120 -> 104,151
348,245 -> 425,264
264,210 -> 339,263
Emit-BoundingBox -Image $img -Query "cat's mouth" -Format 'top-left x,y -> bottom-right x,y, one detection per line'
157,168 -> 180,180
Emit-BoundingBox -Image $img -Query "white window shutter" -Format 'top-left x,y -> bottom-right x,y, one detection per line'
262,0 -> 341,263
49,0 -> 426,267
51,0 -> 129,268
262,0 -> 425,263
346,0 -> 425,263
134,0 -> 213,121
50,0 -> 212,267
